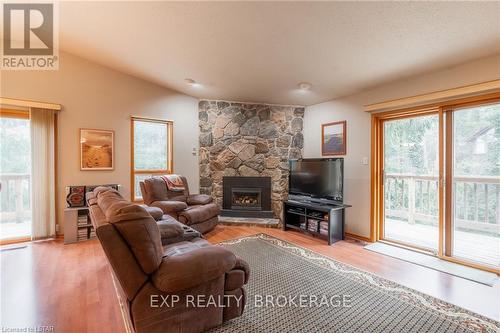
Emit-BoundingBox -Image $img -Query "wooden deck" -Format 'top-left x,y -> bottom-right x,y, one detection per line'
385,218 -> 500,267
0,221 -> 31,240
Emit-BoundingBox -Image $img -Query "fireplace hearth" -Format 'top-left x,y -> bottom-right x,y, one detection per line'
222,177 -> 273,218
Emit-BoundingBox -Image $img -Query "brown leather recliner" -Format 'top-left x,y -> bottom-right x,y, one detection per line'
140,176 -> 220,234
87,187 -> 249,333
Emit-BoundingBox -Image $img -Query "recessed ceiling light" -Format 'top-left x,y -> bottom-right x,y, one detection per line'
298,82 -> 312,91
185,78 -> 202,88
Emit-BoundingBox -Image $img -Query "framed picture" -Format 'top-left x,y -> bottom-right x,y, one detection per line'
321,121 -> 346,155
80,129 -> 114,170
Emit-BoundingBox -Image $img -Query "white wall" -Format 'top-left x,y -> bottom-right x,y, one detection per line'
304,54 -> 500,238
1,52 -> 199,234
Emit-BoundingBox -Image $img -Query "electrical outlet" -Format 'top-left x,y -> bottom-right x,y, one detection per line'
362,157 -> 369,165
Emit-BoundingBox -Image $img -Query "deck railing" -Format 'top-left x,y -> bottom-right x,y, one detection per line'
0,173 -> 31,223
385,173 -> 500,235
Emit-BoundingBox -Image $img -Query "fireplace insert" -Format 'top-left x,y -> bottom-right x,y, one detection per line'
222,177 -> 273,218
231,188 -> 261,210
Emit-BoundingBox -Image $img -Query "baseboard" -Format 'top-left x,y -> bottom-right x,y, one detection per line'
345,232 -> 372,243
0,237 -> 31,246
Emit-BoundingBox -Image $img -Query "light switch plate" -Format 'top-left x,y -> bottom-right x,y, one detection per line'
362,157 -> 369,165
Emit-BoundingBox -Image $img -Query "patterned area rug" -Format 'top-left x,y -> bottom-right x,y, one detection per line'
211,234 -> 499,333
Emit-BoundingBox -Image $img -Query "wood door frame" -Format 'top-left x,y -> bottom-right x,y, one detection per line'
371,93 -> 500,274
371,109 -> 440,254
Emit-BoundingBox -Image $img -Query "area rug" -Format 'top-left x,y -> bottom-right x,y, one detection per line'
210,234 -> 499,333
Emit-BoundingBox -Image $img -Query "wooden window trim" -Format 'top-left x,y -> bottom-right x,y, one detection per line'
364,79 -> 500,113
130,117 -> 174,202
0,108 -> 30,119
0,97 -> 61,111
371,92 -> 500,274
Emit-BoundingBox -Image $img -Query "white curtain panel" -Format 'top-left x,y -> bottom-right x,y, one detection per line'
30,108 -> 56,240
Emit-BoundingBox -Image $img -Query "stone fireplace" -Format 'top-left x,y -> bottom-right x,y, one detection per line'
222,176 -> 273,218
198,100 -> 304,220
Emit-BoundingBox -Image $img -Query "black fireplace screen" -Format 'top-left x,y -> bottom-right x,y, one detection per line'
231,188 -> 261,210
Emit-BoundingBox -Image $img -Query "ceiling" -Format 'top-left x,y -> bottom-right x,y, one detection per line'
58,1 -> 500,106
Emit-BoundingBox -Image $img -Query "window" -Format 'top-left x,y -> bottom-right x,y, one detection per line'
131,117 -> 173,201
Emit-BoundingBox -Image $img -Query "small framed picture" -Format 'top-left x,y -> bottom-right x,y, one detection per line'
321,121 -> 346,156
80,129 -> 114,170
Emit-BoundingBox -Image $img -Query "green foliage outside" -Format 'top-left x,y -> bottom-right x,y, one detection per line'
134,121 -> 168,170
0,118 -> 30,174
383,105 -> 499,225
0,118 -> 31,215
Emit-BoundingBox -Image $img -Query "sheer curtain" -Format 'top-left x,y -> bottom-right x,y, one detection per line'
30,108 -> 56,239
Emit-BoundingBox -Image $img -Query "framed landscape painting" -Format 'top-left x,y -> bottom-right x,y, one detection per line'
322,121 -> 346,156
80,129 -> 114,170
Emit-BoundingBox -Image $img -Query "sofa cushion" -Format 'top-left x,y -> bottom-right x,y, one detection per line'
96,189 -> 126,213
151,200 -> 188,214
178,203 -> 220,225
97,191 -> 163,275
187,194 -> 213,205
189,216 -> 218,234
141,177 -> 189,204
93,186 -> 115,196
142,206 -> 164,221
157,218 -> 184,239
163,238 -> 211,256
152,246 -> 236,293
112,219 -> 163,274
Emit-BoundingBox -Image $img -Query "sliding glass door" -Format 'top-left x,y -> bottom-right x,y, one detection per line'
382,114 -> 440,251
375,96 -> 500,273
447,103 -> 499,268
0,110 -> 31,241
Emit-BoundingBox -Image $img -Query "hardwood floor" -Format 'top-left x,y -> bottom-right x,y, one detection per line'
1,225 -> 499,333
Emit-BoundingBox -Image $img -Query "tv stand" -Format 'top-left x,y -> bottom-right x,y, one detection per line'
283,197 -> 350,245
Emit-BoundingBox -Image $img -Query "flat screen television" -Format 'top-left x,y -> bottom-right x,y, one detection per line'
289,158 -> 343,202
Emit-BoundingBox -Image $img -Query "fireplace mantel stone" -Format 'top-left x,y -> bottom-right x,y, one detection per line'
199,100 -> 304,220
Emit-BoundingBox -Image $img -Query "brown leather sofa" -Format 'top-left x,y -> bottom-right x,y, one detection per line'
140,176 -> 220,233
87,187 -> 249,333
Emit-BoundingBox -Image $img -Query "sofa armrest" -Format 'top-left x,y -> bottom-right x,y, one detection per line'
152,247 -> 236,293
143,206 -> 164,221
157,219 -> 184,240
234,256 -> 250,284
151,200 -> 188,214
187,194 -> 213,205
